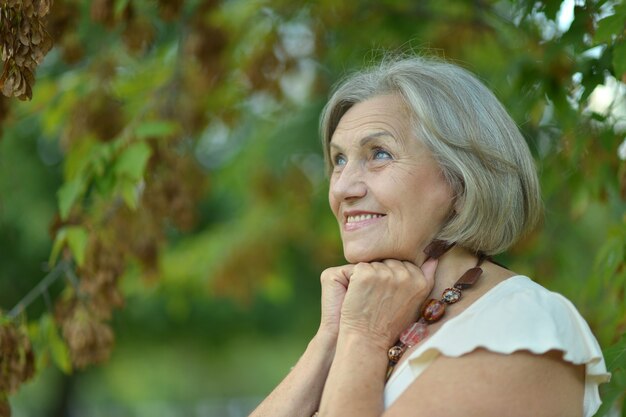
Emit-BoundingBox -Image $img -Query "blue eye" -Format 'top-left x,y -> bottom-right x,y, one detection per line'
373,149 -> 392,160
333,154 -> 347,166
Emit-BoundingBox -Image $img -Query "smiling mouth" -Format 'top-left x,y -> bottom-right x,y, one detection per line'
345,213 -> 385,224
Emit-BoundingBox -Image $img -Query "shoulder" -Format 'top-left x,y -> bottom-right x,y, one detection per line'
385,276 -> 610,417
384,347 -> 584,417
426,276 -> 605,366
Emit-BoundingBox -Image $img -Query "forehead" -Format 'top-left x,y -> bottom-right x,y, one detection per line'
330,94 -> 413,144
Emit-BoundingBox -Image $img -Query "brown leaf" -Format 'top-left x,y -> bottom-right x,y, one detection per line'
19,81 -> 33,101
40,29 -> 53,54
22,3 -> 35,19
22,67 -> 34,86
0,322 -> 36,393
13,69 -> 26,97
1,68 -> 17,96
37,0 -> 52,17
0,63 -> 10,89
58,302 -> 115,369
30,27 -> 42,45
2,43 -> 14,62
14,44 -> 29,66
18,20 -> 31,46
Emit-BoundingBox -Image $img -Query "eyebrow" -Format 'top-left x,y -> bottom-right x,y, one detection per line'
329,131 -> 398,150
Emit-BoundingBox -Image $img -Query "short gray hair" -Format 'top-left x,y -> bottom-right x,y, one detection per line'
319,56 -> 542,255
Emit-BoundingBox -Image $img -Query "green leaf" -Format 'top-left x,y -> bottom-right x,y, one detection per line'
613,41 -> 626,78
66,226 -> 89,267
41,315 -> 72,374
119,179 -> 139,210
134,121 -> 179,140
49,228 -> 68,267
542,1 -> 561,21
596,333 -> 626,416
596,373 -> 626,417
63,136 -> 95,181
591,232 -> 625,294
589,112 -> 608,122
114,142 -> 152,182
57,178 -> 85,221
50,226 -> 89,266
114,0 -> 131,17
604,332 -> 626,371
93,171 -> 117,199
594,13 -> 625,45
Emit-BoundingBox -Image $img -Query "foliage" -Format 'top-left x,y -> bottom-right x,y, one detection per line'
0,0 -> 54,100
0,0 -> 625,415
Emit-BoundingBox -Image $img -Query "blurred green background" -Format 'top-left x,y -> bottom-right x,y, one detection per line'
0,0 -> 625,416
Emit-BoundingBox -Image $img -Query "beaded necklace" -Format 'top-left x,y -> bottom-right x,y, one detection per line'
385,242 -> 486,381
312,242 -> 486,416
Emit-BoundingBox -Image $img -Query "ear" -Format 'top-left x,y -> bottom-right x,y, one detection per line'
453,196 -> 464,214
452,180 -> 465,214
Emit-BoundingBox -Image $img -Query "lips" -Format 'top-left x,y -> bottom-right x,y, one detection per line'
346,213 -> 385,224
343,211 -> 386,231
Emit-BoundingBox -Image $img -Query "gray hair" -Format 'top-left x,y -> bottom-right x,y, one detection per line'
319,56 -> 542,255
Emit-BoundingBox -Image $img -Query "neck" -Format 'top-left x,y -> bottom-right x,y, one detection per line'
425,246 -> 481,298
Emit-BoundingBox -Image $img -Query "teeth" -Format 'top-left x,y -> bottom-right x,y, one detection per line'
346,214 -> 384,223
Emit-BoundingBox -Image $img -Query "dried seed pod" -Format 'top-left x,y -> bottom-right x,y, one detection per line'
57,302 -> 115,369
37,0 -> 52,16
0,322 -> 35,394
0,0 -> 53,99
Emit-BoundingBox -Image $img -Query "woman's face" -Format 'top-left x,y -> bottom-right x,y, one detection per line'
328,94 -> 454,264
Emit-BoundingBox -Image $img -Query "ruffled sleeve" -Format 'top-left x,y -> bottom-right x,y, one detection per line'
384,276 -> 611,417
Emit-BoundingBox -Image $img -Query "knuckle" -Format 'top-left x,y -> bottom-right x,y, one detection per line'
320,268 -> 332,281
384,259 -> 402,269
320,266 -> 341,282
353,262 -> 371,275
402,260 -> 418,271
414,277 -> 430,292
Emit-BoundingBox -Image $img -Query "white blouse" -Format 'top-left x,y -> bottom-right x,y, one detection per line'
384,276 -> 611,417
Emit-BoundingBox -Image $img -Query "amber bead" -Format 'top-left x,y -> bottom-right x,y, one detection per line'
387,345 -> 405,362
454,267 -> 483,289
422,299 -> 446,323
442,287 -> 462,304
399,319 -> 429,346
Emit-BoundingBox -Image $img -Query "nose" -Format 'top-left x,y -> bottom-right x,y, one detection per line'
330,161 -> 367,202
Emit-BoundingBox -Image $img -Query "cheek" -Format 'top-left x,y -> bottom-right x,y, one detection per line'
427,189 -> 455,227
401,178 -> 453,224
328,192 -> 339,219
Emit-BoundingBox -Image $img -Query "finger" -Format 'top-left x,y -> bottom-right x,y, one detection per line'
351,262 -> 375,277
382,259 -> 405,271
420,257 -> 439,286
341,264 -> 355,281
367,261 -> 395,280
321,265 -> 354,287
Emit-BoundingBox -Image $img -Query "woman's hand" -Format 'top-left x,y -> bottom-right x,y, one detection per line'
338,258 -> 438,350
318,264 -> 355,339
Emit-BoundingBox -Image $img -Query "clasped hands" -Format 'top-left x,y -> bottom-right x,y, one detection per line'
318,258 -> 438,351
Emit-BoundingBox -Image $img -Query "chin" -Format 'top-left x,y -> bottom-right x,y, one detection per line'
343,245 -> 416,264
343,247 -> 392,264
343,246 -> 372,263
345,253 -> 375,263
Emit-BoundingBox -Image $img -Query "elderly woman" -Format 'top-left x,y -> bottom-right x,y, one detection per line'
250,56 -> 609,417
